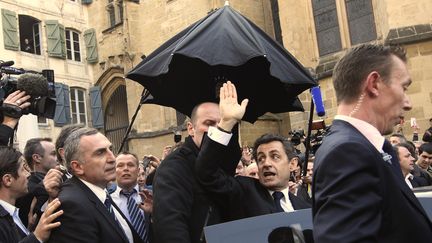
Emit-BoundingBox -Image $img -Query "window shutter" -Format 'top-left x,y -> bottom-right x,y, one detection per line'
59,24 -> 66,58
1,9 -> 18,51
54,83 -> 71,126
46,20 -> 66,58
83,28 -> 98,64
90,86 -> 104,128
82,0 -> 93,4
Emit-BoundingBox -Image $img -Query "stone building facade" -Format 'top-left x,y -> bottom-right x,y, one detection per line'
279,0 -> 432,142
1,0 -> 431,158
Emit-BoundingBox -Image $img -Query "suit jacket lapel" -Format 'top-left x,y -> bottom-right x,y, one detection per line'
71,177 -> 130,243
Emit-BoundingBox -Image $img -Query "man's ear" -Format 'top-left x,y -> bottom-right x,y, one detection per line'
70,160 -> 84,176
1,174 -> 13,188
32,153 -> 41,164
364,71 -> 381,97
187,121 -> 194,137
58,148 -> 65,160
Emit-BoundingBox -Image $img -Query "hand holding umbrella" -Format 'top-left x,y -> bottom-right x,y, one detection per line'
217,81 -> 248,132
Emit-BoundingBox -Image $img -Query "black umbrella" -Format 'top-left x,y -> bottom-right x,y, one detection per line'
127,4 -> 316,123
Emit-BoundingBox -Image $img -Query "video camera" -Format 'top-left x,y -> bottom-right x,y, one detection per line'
0,60 -> 56,121
309,120 -> 330,155
289,129 -> 305,146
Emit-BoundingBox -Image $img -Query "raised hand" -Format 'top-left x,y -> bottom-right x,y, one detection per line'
33,198 -> 63,242
138,189 -> 153,214
218,81 -> 248,132
43,167 -> 64,201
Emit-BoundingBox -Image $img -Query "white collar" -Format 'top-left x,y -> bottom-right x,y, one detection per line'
0,199 -> 17,216
335,115 -> 385,152
79,178 -> 107,203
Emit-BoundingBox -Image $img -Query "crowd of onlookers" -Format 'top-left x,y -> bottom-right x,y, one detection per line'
1,108 -> 432,243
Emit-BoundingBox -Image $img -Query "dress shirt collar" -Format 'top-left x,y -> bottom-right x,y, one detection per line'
0,199 -> 16,216
335,115 -> 385,152
405,173 -> 414,189
0,199 -> 29,235
113,184 -> 140,197
79,178 -> 107,203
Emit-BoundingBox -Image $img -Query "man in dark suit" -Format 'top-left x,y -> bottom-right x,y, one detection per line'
0,146 -> 62,243
313,44 -> 432,242
152,102 -> 240,243
48,128 -> 143,243
16,137 -> 57,228
195,81 -> 310,222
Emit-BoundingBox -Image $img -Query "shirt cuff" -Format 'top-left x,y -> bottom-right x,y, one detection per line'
207,126 -> 232,146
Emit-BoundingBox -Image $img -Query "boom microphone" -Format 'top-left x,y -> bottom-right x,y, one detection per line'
0,60 -> 14,68
16,73 -> 49,97
311,86 -> 325,117
1,66 -> 25,75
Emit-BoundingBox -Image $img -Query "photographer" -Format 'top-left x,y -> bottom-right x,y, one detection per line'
0,90 -> 30,146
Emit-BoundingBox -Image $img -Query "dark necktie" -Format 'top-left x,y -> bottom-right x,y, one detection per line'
121,189 -> 148,242
104,193 -> 128,239
382,139 -> 404,181
104,193 -> 118,222
272,191 -> 285,212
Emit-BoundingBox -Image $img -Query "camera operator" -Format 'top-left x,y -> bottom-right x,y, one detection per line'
0,90 -> 30,146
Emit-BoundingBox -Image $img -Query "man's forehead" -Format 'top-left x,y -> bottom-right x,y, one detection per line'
421,152 -> 432,157
116,154 -> 137,163
257,141 -> 284,153
80,133 -> 111,148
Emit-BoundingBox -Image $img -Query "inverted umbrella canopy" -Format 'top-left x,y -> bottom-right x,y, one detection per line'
127,5 -> 316,123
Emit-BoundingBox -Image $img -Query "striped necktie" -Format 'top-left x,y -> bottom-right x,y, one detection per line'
121,189 -> 148,242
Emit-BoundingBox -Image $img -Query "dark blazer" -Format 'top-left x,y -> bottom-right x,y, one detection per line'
313,120 -> 432,243
16,172 -> 48,228
296,184 -> 312,205
0,124 -> 14,146
0,205 -> 39,243
195,135 -> 311,222
48,176 -> 143,243
152,135 -> 239,243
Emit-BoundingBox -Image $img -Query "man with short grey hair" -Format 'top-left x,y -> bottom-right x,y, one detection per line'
48,127 -> 144,243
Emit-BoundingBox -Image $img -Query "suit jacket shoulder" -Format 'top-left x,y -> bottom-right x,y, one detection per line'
313,120 -> 432,243
48,177 -> 136,243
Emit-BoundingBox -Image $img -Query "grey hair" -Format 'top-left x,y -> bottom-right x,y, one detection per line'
63,127 -> 99,172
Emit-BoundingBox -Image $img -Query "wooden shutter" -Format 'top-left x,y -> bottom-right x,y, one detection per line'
46,20 -> 66,58
83,28 -> 98,64
1,9 -> 18,51
90,86 -> 104,128
54,83 -> 71,126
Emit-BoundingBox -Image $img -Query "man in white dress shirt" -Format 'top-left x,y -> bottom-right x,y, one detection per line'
111,152 -> 151,243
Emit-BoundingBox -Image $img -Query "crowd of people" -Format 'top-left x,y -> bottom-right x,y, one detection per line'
0,43 -> 431,243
